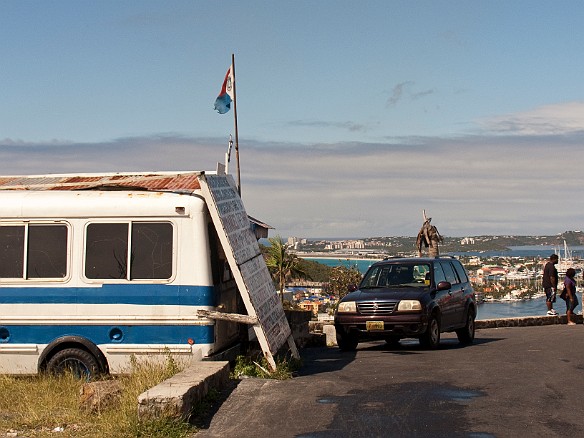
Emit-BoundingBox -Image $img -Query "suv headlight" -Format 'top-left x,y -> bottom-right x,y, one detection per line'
337,301 -> 357,313
397,300 -> 422,311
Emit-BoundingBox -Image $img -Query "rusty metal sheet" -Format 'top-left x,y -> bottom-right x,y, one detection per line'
0,172 -> 203,192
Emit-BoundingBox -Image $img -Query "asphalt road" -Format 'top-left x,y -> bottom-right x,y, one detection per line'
196,325 -> 584,438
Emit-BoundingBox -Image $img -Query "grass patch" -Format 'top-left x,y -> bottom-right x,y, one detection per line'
0,354 -> 193,437
231,353 -> 302,380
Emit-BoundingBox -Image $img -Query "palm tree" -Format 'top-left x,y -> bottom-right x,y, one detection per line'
264,236 -> 306,302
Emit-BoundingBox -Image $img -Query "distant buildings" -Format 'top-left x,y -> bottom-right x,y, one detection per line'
287,286 -> 337,316
324,240 -> 365,250
287,236 -> 307,249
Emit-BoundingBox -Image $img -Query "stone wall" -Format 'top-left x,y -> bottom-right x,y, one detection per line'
285,310 -> 313,348
476,314 -> 583,329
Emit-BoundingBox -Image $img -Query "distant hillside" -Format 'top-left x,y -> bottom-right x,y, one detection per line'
440,231 -> 583,252
296,231 -> 583,255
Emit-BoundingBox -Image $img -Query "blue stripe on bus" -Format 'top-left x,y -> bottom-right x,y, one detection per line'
0,284 -> 215,306
0,324 -> 214,345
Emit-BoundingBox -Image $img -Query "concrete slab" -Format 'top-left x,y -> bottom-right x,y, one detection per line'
137,360 -> 230,420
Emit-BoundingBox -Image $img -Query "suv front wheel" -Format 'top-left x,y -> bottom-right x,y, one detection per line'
419,314 -> 440,349
336,330 -> 358,351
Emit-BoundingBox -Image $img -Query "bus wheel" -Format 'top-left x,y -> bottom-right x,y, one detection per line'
46,348 -> 101,380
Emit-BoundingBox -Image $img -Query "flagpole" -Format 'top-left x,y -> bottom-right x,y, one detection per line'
231,53 -> 241,196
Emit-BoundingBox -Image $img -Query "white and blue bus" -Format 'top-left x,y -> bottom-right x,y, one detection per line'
0,171 -> 247,376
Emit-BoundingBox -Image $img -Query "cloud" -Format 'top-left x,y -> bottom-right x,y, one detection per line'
386,82 -> 435,108
480,101 -> 584,135
387,81 -> 414,107
411,89 -> 435,100
1,129 -> 582,238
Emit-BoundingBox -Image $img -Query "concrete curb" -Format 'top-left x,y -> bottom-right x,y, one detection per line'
476,314 -> 583,329
137,360 -> 230,420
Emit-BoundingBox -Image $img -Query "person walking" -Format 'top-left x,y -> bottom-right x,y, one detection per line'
542,254 -> 559,316
563,268 -> 579,325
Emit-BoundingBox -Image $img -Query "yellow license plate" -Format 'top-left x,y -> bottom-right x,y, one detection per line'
366,321 -> 384,331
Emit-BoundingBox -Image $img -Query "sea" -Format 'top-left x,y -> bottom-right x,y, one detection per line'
304,245 -> 584,271
303,245 -> 584,320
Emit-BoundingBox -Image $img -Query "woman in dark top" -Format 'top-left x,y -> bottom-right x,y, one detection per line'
563,268 -> 578,326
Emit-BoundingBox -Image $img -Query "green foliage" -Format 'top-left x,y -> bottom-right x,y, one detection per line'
327,264 -> 363,299
231,354 -> 302,380
297,258 -> 333,282
264,236 -> 307,299
133,417 -> 192,438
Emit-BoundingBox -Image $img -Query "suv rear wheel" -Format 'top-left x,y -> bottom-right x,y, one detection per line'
419,314 -> 440,349
456,308 -> 475,345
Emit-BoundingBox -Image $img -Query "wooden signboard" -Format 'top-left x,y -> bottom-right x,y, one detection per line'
199,173 -> 298,370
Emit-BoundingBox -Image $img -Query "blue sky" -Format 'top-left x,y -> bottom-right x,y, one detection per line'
1,1 -> 583,238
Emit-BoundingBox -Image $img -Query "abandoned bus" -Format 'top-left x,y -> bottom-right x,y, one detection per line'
0,171 -> 254,376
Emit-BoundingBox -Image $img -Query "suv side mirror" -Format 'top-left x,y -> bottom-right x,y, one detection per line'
347,284 -> 358,293
436,281 -> 452,291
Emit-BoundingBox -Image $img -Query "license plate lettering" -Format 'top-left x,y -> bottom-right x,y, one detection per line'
366,321 -> 384,331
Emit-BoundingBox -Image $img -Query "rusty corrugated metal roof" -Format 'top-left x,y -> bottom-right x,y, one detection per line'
0,171 -> 203,192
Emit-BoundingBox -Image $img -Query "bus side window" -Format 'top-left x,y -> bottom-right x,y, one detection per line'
85,222 -> 173,280
130,222 -> 173,280
0,224 -> 68,279
28,224 -> 68,278
85,223 -> 129,279
0,225 -> 25,278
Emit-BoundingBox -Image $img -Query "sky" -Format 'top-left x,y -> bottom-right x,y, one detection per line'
1,1 -> 583,238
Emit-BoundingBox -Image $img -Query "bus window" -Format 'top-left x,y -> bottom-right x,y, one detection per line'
85,222 -> 173,280
27,224 -> 68,278
0,226 -> 25,278
85,223 -> 128,279
0,224 -> 68,279
130,222 -> 173,279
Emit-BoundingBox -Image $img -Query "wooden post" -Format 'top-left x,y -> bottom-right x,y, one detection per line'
231,53 -> 241,196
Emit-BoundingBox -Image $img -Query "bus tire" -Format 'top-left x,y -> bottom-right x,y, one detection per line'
46,348 -> 101,380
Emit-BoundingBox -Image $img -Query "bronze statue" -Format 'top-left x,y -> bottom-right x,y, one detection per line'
416,210 -> 443,257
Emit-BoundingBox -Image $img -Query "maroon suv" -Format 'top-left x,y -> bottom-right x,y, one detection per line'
334,256 -> 476,351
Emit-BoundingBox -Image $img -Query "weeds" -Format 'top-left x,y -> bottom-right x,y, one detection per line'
0,353 -> 192,437
231,353 -> 302,380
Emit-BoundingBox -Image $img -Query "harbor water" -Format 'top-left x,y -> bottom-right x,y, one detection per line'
477,296 -> 551,320
303,256 -> 582,320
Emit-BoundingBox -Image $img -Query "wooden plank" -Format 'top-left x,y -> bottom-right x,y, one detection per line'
197,310 -> 258,325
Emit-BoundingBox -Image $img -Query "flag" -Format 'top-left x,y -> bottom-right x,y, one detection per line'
214,64 -> 234,114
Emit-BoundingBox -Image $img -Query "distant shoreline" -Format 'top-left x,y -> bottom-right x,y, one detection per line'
299,255 -> 383,261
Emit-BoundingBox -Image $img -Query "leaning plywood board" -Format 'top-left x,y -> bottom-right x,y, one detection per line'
199,173 -> 298,371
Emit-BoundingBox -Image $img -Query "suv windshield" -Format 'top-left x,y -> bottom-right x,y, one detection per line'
361,263 -> 431,288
